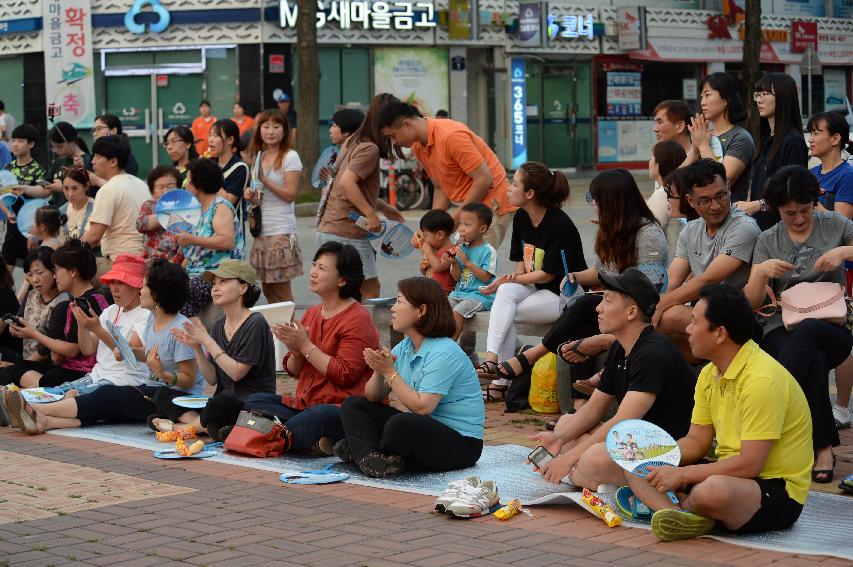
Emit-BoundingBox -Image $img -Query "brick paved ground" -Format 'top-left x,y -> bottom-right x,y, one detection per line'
0,375 -> 850,566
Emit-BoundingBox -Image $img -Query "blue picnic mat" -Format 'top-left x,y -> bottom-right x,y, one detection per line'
48,424 -> 852,559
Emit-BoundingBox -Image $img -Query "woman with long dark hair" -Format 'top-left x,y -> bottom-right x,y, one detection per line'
736,72 -> 808,230
647,140 -> 688,258
316,92 -> 406,299
489,169 -> 666,407
682,72 -> 754,201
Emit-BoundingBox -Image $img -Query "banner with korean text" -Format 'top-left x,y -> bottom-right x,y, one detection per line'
510,58 -> 527,170
42,0 -> 95,127
374,48 -> 448,118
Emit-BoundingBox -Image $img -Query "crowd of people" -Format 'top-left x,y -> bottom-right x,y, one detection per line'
0,70 -> 851,542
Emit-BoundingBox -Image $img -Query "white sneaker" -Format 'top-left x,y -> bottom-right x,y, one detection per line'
434,476 -> 480,513
445,480 -> 499,518
833,404 -> 851,429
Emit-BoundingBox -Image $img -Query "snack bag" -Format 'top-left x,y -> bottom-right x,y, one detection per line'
582,489 -> 621,528
494,498 -> 522,520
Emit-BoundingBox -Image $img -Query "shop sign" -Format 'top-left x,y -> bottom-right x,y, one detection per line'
0,17 -> 42,35
546,13 -> 594,41
791,20 -> 818,53
269,54 -> 285,73
124,0 -> 171,34
156,74 -> 168,87
279,1 -> 436,30
616,7 -> 645,51
448,0 -> 472,40
42,0 -> 96,127
606,72 -> 641,117
510,58 -> 527,170
518,2 -> 542,48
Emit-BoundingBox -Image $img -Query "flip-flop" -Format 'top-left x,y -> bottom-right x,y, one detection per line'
651,509 -> 715,542
557,339 -> 594,365
615,486 -> 652,524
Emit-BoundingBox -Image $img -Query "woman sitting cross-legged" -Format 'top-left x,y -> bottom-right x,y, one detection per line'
169,259 -> 275,440
10,260 -> 202,433
336,277 -> 485,477
242,241 -> 380,454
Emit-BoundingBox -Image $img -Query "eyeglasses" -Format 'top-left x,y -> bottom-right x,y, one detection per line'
752,91 -> 775,102
91,125 -> 110,135
663,185 -> 679,200
694,188 -> 730,208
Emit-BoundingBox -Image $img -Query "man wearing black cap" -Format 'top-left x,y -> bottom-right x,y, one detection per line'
532,268 -> 697,489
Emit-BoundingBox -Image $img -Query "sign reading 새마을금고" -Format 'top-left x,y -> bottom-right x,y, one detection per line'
279,0 -> 436,30
42,0 -> 95,127
510,58 -> 527,170
374,48 -> 448,118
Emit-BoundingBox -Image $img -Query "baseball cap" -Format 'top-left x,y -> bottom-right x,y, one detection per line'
598,267 -> 660,318
100,254 -> 146,289
273,89 -> 291,103
203,259 -> 257,286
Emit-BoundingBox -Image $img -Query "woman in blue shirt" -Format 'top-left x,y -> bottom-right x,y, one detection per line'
337,277 -> 484,478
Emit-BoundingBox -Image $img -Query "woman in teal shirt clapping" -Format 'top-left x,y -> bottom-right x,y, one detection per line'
336,277 -> 484,478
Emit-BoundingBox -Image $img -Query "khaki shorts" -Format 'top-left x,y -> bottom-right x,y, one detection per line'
485,211 -> 514,249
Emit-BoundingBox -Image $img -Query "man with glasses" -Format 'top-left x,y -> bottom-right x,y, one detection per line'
652,159 -> 760,362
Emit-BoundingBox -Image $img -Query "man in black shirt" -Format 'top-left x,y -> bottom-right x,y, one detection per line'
532,268 -> 697,490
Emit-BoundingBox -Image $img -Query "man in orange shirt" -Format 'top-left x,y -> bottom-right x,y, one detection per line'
379,99 -> 516,247
191,100 -> 216,157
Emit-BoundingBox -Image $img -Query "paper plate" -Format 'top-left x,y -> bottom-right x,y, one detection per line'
171,395 -> 211,409
16,198 -> 50,238
155,189 -> 202,234
20,387 -> 65,404
279,463 -> 349,484
0,194 -> 21,221
636,263 -> 669,294
153,449 -> 219,460
0,170 -> 18,188
606,419 -> 680,478
105,321 -> 139,369
311,145 -> 338,189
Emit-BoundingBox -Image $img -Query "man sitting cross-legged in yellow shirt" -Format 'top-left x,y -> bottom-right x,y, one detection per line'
626,283 -> 813,541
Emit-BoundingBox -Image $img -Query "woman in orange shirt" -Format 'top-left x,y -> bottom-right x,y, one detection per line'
232,102 -> 255,137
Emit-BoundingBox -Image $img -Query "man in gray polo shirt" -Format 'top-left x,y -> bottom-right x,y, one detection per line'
653,159 -> 760,362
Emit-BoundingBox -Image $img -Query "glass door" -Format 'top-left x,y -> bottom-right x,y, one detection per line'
156,74 -> 204,165
105,75 -> 154,174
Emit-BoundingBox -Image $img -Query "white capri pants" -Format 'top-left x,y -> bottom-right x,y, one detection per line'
485,282 -> 562,365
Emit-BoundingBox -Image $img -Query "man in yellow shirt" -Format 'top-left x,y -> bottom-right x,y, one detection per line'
627,284 -> 812,541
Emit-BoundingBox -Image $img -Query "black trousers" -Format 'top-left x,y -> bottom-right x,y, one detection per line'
0,360 -> 85,387
340,396 -> 483,472
762,319 -> 853,450
541,294 -> 603,399
75,385 -> 161,425
199,394 -> 244,430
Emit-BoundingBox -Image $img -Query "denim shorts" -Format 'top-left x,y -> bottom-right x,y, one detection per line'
316,232 -> 378,279
53,375 -> 104,397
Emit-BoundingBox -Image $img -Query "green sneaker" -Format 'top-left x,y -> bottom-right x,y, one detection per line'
651,508 -> 715,541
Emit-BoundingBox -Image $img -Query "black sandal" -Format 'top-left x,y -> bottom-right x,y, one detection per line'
475,360 -> 500,380
812,453 -> 837,484
482,382 -> 508,402
557,339 -> 594,365
496,349 -> 534,379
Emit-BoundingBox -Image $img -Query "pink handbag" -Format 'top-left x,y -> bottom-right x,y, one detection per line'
778,282 -> 847,331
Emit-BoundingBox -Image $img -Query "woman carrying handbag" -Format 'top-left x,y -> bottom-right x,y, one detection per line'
743,165 -> 853,484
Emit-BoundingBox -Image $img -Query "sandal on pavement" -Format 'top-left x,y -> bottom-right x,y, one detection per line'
4,389 -> 38,435
651,508 -> 715,541
557,339 -> 594,365
812,453 -> 837,484
615,486 -> 652,524
482,383 -> 508,402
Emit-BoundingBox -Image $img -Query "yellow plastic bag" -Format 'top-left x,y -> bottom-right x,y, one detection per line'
529,353 -> 559,414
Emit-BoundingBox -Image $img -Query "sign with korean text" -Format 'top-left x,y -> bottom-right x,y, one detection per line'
546,13 -> 595,42
791,20 -> 818,53
606,72 -> 642,117
617,7 -> 645,51
279,1 -> 436,30
518,2 -> 542,48
42,0 -> 95,127
510,58 -> 527,170
374,48 -> 448,118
